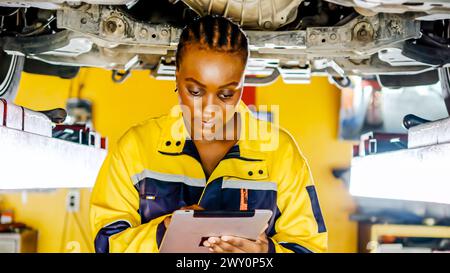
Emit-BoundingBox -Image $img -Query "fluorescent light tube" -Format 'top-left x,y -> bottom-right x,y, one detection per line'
0,125 -> 107,190
350,143 -> 450,205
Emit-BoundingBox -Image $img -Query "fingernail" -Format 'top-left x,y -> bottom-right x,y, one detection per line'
221,236 -> 229,242
208,238 -> 216,244
209,248 -> 214,252
203,241 -> 210,247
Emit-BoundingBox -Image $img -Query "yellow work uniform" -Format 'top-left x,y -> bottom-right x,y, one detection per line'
90,100 -> 328,253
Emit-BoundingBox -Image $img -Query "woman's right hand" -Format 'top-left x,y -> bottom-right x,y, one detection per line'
163,204 -> 204,228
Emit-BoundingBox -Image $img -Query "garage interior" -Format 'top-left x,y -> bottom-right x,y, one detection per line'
0,0 -> 450,253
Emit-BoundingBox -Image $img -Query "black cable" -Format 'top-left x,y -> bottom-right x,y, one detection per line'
17,16 -> 55,37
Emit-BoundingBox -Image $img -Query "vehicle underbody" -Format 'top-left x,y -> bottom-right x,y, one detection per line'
0,0 -> 449,87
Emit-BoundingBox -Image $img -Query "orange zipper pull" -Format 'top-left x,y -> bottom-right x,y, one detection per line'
240,188 -> 248,210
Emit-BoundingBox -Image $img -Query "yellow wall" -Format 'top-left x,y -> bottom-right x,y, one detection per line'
0,69 -> 356,252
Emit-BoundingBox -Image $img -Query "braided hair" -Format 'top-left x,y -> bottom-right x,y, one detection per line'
176,15 -> 249,70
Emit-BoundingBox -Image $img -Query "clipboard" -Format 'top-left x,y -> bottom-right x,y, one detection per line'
159,209 -> 273,253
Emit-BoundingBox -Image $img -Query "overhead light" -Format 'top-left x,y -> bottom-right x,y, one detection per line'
0,126 -> 106,190
349,143 -> 450,205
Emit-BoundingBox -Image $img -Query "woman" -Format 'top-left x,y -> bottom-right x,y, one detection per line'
90,15 -> 327,253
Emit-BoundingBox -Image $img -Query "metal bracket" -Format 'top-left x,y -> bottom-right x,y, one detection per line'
111,69 -> 131,83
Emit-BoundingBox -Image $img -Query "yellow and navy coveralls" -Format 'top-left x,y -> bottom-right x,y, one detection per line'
90,100 -> 328,253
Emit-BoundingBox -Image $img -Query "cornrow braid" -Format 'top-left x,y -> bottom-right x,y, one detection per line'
176,15 -> 249,70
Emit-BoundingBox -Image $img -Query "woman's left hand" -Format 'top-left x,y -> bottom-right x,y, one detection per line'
203,225 -> 269,253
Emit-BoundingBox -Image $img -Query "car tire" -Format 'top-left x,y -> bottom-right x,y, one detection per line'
0,50 -> 25,101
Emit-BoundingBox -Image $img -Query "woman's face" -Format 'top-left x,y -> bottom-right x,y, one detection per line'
176,44 -> 246,140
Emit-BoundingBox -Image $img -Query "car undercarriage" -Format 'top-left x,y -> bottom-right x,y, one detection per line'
0,0 -> 449,89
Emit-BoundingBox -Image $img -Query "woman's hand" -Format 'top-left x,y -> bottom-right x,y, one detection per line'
163,204 -> 204,228
203,224 -> 269,253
